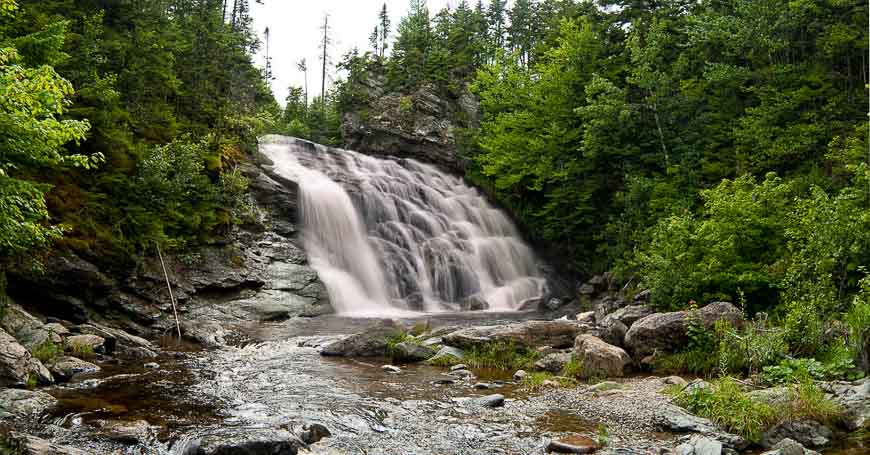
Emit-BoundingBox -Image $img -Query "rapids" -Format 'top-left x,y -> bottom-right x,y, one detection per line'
259,135 -> 548,316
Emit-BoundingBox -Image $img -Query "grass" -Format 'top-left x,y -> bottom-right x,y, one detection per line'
650,349 -> 719,376
669,376 -> 844,444
427,354 -> 461,367
561,358 -> 584,379
25,373 -> 37,390
463,340 -> 541,370
595,424 -> 609,447
410,321 -> 430,336
68,342 -> 95,359
31,339 -> 61,363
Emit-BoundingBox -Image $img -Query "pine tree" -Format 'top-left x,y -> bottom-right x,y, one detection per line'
378,3 -> 391,58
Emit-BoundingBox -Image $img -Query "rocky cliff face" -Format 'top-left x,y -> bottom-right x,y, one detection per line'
340,74 -> 478,172
5,155 -> 331,347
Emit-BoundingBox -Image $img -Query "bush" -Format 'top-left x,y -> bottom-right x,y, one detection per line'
845,275 -> 870,371
31,340 -> 61,363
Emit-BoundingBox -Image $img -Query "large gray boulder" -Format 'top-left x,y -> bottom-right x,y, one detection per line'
603,305 -> 654,328
572,335 -> 631,379
48,356 -> 100,382
625,302 -> 744,357
442,320 -> 588,349
819,378 -> 869,430
0,328 -> 52,386
392,341 -> 436,362
0,388 -> 57,417
0,303 -> 61,349
320,320 -> 404,357
534,352 -> 572,373
761,421 -> 832,449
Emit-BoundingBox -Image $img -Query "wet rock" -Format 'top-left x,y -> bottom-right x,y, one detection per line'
65,334 -> 105,354
819,378 -> 869,430
625,302 -> 744,357
392,341 -> 435,362
513,370 -> 528,381
265,263 -> 330,306
44,322 -> 70,337
473,382 -> 493,390
320,320 -> 403,357
467,394 -> 504,408
573,335 -> 631,379
547,439 -> 596,453
0,388 -> 57,417
0,328 -> 53,386
6,433 -> 87,455
144,362 -> 160,369
534,352 -> 572,373
298,422 -> 330,445
656,405 -> 747,450
760,438 -> 821,455
48,356 -> 100,381
428,346 -> 464,364
442,320 -> 588,349
460,295 -> 489,311
432,376 -> 456,385
96,419 -> 153,444
194,428 -> 303,455
231,289 -> 330,321
381,365 -> 402,374
761,420 -> 831,449
79,323 -> 158,359
449,364 -> 468,371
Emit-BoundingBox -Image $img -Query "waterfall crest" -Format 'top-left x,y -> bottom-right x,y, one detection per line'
260,135 -> 548,316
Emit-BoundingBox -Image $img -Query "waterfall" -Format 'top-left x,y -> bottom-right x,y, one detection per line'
260,135 -> 548,316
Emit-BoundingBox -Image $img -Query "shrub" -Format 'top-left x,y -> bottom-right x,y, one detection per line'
464,341 -> 541,370
845,275 -> 870,371
777,380 -> 842,424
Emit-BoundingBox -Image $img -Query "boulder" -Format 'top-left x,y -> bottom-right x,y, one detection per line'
0,328 -> 53,386
298,423 -> 330,445
48,356 -> 100,382
76,323 -> 158,359
442,320 -> 588,349
604,305 -> 654,328
65,334 -> 105,354
760,438 -> 821,455
761,420 -> 832,449
95,419 -> 154,444
655,404 -> 747,450
392,341 -> 435,362
513,370 -> 528,381
1,303 -> 60,349
595,318 -> 628,347
819,378 -> 869,430
320,320 -> 404,357
675,435 -> 723,455
593,296 -> 628,321
193,427 -> 303,455
5,433 -> 87,455
625,302 -> 744,357
0,388 -> 57,417
534,352 -> 572,373
575,312 -> 596,325
466,394 -> 504,408
181,320 -> 228,348
572,335 -> 631,379
428,346 -> 464,365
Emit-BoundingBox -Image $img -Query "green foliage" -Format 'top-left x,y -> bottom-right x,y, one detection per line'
31,339 -> 61,363
24,373 -> 36,390
595,424 -> 609,448
672,376 -> 775,443
384,330 -> 412,360
68,341 -> 94,359
463,340 -> 540,370
846,275 -> 870,371
560,358 -> 583,379
520,371 -> 575,391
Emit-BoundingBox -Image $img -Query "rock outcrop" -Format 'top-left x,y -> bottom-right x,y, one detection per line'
341,79 -> 475,172
0,329 -> 52,386
320,320 -> 404,357
625,302 -> 744,357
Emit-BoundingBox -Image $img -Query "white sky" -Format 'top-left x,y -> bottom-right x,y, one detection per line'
251,0 -> 459,105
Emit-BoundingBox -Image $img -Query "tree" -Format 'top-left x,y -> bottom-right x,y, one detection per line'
378,3 -> 391,58
319,13 -> 332,102
0,2 -> 93,259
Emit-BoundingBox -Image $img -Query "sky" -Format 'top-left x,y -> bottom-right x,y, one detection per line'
250,0 -> 459,105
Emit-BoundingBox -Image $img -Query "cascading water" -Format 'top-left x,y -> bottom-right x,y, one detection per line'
260,135 -> 548,315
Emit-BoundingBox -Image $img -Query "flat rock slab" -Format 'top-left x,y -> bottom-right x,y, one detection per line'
0,388 -> 57,417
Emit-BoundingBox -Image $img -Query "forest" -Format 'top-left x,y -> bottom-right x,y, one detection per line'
287,0 -> 870,380
1,0 -> 869,391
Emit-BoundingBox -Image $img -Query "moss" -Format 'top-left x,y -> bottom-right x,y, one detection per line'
463,341 -> 541,370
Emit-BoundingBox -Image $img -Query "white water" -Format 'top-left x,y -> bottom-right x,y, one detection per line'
260,135 -> 548,316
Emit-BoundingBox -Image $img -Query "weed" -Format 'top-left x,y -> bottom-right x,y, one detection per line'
776,380 -> 842,424
427,353 -> 461,367
561,358 -> 584,379
68,342 -> 95,359
463,341 -> 541,370
24,373 -> 37,390
671,376 -> 775,443
31,339 -> 61,364
385,330 -> 411,359
595,424 -> 609,447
